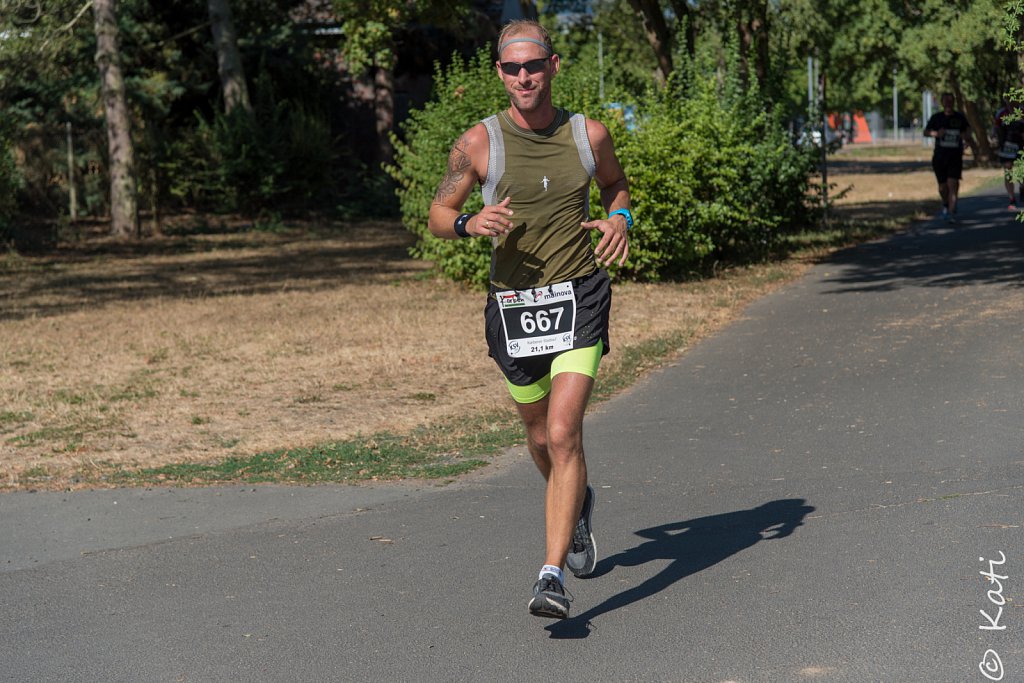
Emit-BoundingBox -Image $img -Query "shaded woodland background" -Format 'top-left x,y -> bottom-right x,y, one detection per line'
1,0 -> 1023,269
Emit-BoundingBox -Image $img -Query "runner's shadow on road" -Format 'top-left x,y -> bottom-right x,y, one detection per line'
545,498 -> 815,639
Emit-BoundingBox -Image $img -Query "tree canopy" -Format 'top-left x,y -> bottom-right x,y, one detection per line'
0,0 -> 1021,245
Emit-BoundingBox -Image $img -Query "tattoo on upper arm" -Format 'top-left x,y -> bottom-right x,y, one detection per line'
434,134 -> 472,204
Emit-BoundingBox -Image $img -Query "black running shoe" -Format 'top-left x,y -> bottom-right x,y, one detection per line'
528,575 -> 570,619
566,484 -> 597,578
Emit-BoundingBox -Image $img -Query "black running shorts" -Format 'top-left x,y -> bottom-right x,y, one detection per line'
484,268 -> 612,387
932,152 -> 963,183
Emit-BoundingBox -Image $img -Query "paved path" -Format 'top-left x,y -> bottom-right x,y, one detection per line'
2,188 -> 1022,682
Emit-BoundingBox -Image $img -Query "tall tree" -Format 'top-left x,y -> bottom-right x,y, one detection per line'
900,0 -> 1007,164
1004,0 -> 1024,93
331,0 -> 470,166
93,0 -> 139,238
626,0 -> 675,83
625,0 -> 773,89
668,0 -> 697,61
716,0 -> 772,90
208,0 -> 252,114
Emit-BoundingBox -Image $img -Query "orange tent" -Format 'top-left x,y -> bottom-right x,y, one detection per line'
829,111 -> 873,143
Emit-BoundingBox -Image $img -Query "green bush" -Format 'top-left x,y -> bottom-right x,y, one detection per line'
387,49 -> 620,287
387,48 -> 816,285
616,72 -> 817,279
163,73 -> 336,214
386,51 -> 507,286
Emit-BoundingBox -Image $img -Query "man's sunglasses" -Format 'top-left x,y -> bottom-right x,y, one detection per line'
499,57 -> 551,76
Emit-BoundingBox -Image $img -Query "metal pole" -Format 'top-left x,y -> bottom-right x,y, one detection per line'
925,91 -> 933,147
923,90 -> 933,147
66,121 -> 77,222
818,53 -> 828,228
598,30 -> 604,103
892,67 -> 899,142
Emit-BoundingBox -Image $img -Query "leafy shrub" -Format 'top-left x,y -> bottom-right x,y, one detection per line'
387,48 -> 816,285
616,72 -> 817,279
164,73 -> 336,214
387,49 -> 620,287
386,51 -> 507,286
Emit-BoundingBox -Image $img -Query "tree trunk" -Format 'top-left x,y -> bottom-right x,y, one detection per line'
753,0 -> 770,88
93,0 -> 139,238
374,64 -> 394,167
737,15 -> 752,90
667,0 -> 695,60
1018,46 -> 1024,91
963,99 -> 993,165
735,1 -> 769,91
207,0 -> 251,114
950,78 -> 991,165
626,0 -> 674,84
1014,6 -> 1024,90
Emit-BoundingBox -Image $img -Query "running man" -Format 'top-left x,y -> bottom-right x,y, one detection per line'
924,92 -> 974,222
993,99 -> 1024,210
427,19 -> 632,620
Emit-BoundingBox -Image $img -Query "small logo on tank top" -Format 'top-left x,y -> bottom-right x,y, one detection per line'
542,176 -> 550,191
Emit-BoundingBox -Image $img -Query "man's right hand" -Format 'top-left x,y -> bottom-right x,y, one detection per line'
470,197 -> 515,237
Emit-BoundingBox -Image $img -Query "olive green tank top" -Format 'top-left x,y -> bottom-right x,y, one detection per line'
481,108 -> 597,290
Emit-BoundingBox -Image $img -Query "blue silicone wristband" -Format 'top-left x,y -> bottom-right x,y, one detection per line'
608,208 -> 634,231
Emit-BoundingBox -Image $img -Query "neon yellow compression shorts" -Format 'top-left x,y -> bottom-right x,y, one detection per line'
504,341 -> 603,404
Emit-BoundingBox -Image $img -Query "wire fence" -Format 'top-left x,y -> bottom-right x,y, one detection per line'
868,127 -> 932,145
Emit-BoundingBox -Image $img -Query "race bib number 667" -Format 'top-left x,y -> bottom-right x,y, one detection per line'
496,282 -> 577,358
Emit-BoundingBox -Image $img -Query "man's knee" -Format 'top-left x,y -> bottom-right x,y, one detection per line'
527,427 -> 549,455
516,398 -> 550,443
546,419 -> 584,463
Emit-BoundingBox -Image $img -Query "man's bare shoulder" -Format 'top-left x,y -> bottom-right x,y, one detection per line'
583,117 -> 612,147
453,122 -> 491,167
434,122 -> 492,206
461,122 -> 489,147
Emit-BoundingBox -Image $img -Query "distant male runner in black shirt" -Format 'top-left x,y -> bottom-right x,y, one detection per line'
993,99 -> 1024,210
923,92 -> 974,222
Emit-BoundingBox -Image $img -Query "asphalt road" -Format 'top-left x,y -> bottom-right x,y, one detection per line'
2,188 -> 1022,683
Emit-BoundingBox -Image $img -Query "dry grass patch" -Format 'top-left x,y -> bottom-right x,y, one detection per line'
0,147 -> 1002,490
828,144 -> 1002,222
0,222 -> 800,490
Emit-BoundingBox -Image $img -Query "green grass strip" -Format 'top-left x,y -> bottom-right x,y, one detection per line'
91,411 -> 526,487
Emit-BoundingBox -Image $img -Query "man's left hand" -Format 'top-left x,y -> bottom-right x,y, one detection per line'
582,214 -> 629,268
